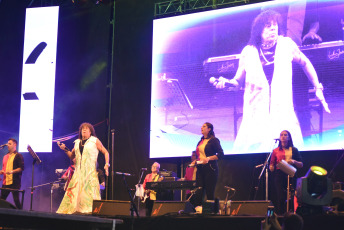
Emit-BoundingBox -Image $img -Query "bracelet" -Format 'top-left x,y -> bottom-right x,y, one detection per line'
105,163 -> 110,167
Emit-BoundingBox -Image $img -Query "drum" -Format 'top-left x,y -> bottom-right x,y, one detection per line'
277,160 -> 297,177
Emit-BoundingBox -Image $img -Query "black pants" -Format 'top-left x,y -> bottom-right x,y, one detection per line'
272,170 -> 296,215
145,198 -> 154,217
193,163 -> 218,207
1,184 -> 22,209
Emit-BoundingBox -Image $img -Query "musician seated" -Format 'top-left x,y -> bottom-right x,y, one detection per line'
142,162 -> 164,216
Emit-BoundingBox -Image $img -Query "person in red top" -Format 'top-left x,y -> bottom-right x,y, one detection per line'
193,122 -> 224,207
0,138 -> 24,209
270,130 -> 303,215
182,151 -> 197,200
142,162 -> 163,216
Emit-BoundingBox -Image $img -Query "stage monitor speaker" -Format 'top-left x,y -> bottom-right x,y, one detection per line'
151,201 -> 195,216
230,200 -> 271,216
0,199 -> 16,209
92,200 -> 131,216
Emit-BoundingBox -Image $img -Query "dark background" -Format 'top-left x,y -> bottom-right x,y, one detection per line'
0,0 -> 343,212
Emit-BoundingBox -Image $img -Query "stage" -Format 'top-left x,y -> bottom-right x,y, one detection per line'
0,208 -> 123,230
0,207 -> 343,230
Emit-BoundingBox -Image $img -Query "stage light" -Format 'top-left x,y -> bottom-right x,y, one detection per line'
296,166 -> 332,215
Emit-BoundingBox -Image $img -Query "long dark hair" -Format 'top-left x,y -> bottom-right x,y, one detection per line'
78,122 -> 96,139
248,10 -> 284,48
203,122 -> 215,139
278,130 -> 294,150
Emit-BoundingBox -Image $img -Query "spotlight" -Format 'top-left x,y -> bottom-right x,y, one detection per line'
296,166 -> 332,215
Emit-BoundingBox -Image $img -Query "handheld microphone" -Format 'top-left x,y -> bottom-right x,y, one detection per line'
224,186 -> 236,191
115,171 -> 133,176
0,144 -> 8,148
57,141 -> 70,151
209,77 -> 235,88
209,77 -> 231,87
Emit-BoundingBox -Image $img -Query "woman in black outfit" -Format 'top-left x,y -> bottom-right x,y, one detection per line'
192,122 -> 224,207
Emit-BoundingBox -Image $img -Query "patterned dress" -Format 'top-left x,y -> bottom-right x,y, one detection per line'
57,136 -> 100,214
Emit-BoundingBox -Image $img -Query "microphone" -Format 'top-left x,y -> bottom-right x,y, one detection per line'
255,163 -> 264,168
141,168 -> 147,171
190,187 -> 202,193
57,141 -> 70,151
0,144 -> 8,148
115,171 -> 133,176
209,77 -> 233,88
224,186 -> 236,191
273,138 -> 280,141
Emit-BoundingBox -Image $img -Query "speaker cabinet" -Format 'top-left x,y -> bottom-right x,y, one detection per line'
92,200 -> 131,216
229,200 -> 271,216
0,199 -> 16,209
151,201 -> 195,216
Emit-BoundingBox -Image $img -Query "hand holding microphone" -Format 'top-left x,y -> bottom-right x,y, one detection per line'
57,141 -> 69,152
209,77 -> 239,89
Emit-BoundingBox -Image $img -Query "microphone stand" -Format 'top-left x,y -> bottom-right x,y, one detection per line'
255,140 -> 278,201
119,173 -> 139,217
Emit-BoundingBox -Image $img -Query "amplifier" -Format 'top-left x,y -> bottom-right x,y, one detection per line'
92,200 -> 131,216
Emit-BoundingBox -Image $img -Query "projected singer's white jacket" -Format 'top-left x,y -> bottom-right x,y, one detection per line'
232,36 -> 303,154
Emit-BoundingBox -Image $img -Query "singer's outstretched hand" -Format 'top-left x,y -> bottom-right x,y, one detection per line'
57,141 -> 67,151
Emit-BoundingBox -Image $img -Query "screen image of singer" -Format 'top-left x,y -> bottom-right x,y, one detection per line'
150,0 -> 344,157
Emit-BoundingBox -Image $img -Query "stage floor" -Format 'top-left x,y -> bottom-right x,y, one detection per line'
0,208 -> 343,230
0,208 -> 122,230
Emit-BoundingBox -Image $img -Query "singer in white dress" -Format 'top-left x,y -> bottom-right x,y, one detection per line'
214,10 -> 330,154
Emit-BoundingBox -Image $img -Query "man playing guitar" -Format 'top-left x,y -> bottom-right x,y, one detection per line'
142,162 -> 163,216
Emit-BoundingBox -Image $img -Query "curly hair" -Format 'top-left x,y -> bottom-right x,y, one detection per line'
78,122 -> 96,139
248,10 -> 284,48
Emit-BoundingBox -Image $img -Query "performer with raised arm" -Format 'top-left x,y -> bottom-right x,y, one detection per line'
142,162 -> 163,216
0,138 -> 24,209
270,130 -> 303,215
213,10 -> 330,154
193,122 -> 224,208
56,122 -> 110,214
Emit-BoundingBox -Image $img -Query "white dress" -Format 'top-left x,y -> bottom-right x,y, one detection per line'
57,136 -> 100,214
232,36 -> 303,154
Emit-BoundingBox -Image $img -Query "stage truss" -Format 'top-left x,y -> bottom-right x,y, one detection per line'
154,0 -> 249,17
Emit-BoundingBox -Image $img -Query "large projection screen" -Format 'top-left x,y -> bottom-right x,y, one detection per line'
150,0 -> 344,158
19,6 -> 59,152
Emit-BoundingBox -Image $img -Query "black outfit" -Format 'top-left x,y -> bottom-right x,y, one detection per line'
194,137 -> 224,207
1,152 -> 24,209
271,147 -> 302,215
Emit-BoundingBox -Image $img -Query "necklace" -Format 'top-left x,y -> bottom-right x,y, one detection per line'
260,48 -> 274,65
80,138 -> 88,147
261,39 -> 277,49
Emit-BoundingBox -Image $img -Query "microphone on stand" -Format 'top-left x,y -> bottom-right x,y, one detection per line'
0,144 -> 8,148
115,172 -> 133,176
255,164 -> 264,168
224,186 -> 236,191
141,168 -> 147,171
190,187 -> 202,194
273,138 -> 280,141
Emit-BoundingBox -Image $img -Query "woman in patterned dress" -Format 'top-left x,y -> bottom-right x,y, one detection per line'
57,122 -> 110,214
